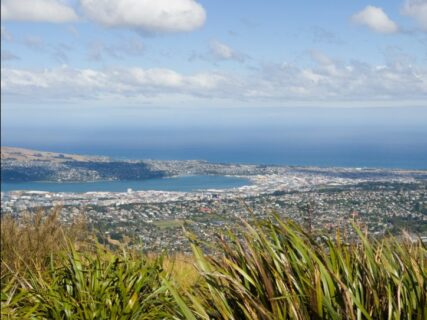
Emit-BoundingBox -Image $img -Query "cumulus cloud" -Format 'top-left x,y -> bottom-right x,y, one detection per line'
403,0 -> 427,30
1,0 -> 78,23
2,55 -> 426,105
351,6 -> 399,33
0,0 -> 206,33
80,0 -> 206,33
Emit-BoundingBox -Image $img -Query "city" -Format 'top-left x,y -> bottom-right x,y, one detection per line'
2,155 -> 426,252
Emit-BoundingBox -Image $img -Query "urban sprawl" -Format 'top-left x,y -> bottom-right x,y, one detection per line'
2,156 -> 426,252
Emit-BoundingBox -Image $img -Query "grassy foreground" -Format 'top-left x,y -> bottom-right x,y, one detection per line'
1,210 -> 426,319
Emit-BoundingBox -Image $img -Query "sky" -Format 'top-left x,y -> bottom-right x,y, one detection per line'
1,0 -> 427,166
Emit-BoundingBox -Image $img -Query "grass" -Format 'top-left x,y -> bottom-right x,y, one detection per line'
0,208 -> 89,277
2,248 -> 179,319
161,254 -> 199,290
153,219 -> 185,229
1,209 -> 426,319
186,216 -> 427,319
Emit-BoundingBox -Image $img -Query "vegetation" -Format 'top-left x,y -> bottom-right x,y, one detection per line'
1,209 -> 426,319
187,216 -> 427,319
0,208 -> 88,276
1,167 -> 55,182
2,249 -> 181,319
63,161 -> 166,180
153,219 -> 185,229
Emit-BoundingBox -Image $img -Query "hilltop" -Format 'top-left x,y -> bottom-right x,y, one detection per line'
1,146 -> 110,163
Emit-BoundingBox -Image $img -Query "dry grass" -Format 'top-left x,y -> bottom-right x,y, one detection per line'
1,207 -> 89,277
162,254 -> 200,290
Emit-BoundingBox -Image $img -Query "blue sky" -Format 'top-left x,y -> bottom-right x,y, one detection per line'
1,0 -> 427,167
1,0 -> 427,108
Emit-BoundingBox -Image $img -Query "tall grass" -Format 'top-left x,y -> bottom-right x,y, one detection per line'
0,210 -> 195,319
1,208 -> 88,277
186,215 -> 427,319
1,210 -> 426,319
2,246 -> 180,319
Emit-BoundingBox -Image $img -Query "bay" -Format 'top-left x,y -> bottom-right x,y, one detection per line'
0,175 -> 250,193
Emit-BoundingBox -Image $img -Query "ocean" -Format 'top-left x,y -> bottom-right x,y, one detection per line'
2,107 -> 427,170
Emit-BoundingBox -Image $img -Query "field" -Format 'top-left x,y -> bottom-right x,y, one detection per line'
153,219 -> 186,229
1,208 -> 426,319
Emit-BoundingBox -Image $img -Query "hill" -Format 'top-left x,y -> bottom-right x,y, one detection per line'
1,147 -> 165,183
1,146 -> 109,163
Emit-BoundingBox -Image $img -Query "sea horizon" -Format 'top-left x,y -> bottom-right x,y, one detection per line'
3,106 -> 426,171
2,143 -> 426,171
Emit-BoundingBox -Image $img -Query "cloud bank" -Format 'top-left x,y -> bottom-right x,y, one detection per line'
0,67 -> 232,101
2,55 -> 426,105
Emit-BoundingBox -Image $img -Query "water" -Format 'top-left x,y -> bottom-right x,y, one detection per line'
3,107 -> 427,170
1,175 -> 251,193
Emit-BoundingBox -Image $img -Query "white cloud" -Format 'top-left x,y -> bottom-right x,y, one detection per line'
1,0 -> 206,33
1,55 -> 426,105
210,41 -> 234,60
190,40 -> 246,63
1,0 -> 78,23
209,40 -> 244,62
0,66 -> 232,100
351,6 -> 399,34
80,0 -> 206,33
403,0 -> 427,30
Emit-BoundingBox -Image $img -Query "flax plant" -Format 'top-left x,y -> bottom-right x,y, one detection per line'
183,215 -> 427,320
1,245 -> 183,319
